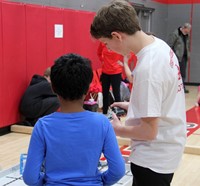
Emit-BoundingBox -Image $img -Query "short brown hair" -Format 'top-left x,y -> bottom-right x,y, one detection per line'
90,0 -> 141,39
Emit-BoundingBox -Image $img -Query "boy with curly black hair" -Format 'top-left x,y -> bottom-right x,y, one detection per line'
23,53 -> 125,186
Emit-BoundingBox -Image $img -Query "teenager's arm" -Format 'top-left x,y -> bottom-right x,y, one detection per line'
111,113 -> 158,141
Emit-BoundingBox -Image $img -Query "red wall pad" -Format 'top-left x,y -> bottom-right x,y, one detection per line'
0,3 -> 103,128
26,5 -> 47,81
63,9 -> 101,70
0,1 -> 3,126
46,7 -> 65,67
1,2 -> 27,127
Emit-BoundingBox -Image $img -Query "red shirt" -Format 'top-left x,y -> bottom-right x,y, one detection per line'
97,42 -> 123,74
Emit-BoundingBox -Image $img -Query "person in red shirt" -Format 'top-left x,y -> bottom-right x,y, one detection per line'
97,42 -> 123,114
121,52 -> 137,91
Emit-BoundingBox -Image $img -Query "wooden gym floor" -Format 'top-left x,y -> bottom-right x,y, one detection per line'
0,85 -> 200,186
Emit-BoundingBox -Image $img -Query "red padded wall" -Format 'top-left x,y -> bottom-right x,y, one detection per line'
0,3 -> 101,128
46,7 -> 65,67
63,9 -> 100,70
1,2 -> 27,127
0,1 -> 3,125
26,5 -> 47,82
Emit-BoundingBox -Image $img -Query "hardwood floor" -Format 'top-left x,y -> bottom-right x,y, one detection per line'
0,133 -> 30,171
172,86 -> 200,186
0,85 -> 199,186
185,85 -> 198,110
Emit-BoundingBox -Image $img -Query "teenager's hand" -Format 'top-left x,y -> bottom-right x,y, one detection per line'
110,102 -> 129,111
110,112 -> 123,136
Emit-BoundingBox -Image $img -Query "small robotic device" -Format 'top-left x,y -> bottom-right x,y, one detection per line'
107,107 -> 126,120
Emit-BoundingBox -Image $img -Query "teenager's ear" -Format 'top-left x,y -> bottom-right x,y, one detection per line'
111,32 -> 122,41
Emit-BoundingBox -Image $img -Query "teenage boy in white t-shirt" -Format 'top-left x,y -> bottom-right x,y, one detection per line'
90,1 -> 187,186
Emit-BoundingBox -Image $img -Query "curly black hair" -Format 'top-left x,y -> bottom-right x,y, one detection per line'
50,53 -> 93,100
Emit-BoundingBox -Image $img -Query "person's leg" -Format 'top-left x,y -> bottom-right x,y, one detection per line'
20,101 -> 42,126
179,56 -> 188,93
110,73 -> 122,102
131,163 -> 174,186
25,97 -> 60,126
40,97 -> 60,116
101,73 -> 111,114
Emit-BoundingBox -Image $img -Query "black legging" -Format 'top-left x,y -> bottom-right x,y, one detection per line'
100,73 -> 121,114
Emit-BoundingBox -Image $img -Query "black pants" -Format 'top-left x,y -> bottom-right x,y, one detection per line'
24,97 -> 60,126
131,163 -> 174,186
100,73 -> 121,114
179,55 -> 188,90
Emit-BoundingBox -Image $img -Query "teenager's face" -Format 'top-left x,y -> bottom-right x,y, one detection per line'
99,38 -> 121,54
99,33 -> 130,55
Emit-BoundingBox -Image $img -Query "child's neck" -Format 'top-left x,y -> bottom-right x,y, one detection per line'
59,98 -> 85,113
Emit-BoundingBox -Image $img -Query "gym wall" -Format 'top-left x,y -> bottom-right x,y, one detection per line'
0,0 -> 200,128
0,1 -> 100,128
10,0 -> 200,84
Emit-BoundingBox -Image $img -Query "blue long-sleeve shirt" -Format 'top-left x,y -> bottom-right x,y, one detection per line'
23,111 -> 125,186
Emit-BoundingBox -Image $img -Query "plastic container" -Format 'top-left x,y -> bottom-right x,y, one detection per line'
20,153 -> 27,175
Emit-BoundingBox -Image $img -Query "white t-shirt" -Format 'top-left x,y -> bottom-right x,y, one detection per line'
126,37 -> 187,174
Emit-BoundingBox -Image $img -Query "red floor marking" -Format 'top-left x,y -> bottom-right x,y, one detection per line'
186,106 -> 200,136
